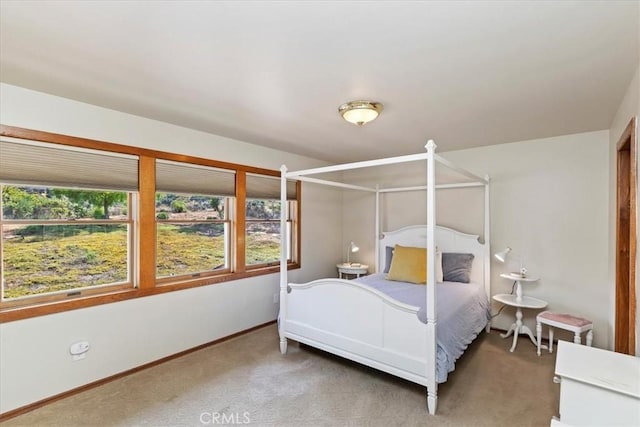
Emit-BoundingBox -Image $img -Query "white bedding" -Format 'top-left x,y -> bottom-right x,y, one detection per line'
354,273 -> 491,383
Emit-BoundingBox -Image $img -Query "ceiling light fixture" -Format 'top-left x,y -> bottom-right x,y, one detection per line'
339,100 -> 383,126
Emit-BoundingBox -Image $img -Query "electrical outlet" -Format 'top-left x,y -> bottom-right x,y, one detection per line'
273,293 -> 278,304
70,341 -> 90,361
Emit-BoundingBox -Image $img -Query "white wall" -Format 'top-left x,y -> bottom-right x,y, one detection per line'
444,131 -> 610,349
0,83 -> 342,414
342,131 -> 611,349
609,61 -> 640,354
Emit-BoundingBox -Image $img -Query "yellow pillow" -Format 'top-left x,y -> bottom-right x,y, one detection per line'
386,245 -> 427,284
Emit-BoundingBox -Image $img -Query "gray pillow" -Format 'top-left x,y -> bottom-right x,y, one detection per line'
383,246 -> 394,273
442,253 -> 474,283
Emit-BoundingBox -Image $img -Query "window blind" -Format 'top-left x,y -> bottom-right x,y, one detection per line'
156,159 -> 236,196
246,173 -> 297,200
0,138 -> 139,191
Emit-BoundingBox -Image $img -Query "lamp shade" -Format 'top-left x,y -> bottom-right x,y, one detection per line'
339,101 -> 383,126
494,247 -> 511,263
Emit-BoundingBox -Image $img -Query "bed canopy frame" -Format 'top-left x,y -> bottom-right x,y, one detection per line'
278,140 -> 491,414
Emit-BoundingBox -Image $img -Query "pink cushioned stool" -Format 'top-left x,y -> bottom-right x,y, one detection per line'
536,311 -> 593,356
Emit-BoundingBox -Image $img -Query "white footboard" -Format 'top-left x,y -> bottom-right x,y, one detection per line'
281,278 -> 429,386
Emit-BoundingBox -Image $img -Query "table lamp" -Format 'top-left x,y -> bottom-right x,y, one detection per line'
347,241 -> 359,265
494,246 -> 527,277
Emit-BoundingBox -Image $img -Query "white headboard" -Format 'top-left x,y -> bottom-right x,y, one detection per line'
378,225 -> 489,297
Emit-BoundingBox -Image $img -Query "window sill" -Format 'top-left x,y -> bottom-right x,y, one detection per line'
0,263 -> 300,323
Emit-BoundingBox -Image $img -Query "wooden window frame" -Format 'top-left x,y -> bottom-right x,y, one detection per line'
0,125 -> 301,323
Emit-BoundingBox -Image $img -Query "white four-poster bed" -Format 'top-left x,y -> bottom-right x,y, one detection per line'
278,141 -> 491,414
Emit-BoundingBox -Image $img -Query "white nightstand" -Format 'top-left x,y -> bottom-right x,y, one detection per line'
337,263 -> 368,279
493,273 -> 546,352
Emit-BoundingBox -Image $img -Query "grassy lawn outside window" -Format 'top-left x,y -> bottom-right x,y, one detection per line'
156,193 -> 230,280
1,186 -> 133,305
245,199 -> 282,267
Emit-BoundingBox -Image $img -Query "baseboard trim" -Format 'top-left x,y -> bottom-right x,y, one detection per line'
0,320 -> 276,422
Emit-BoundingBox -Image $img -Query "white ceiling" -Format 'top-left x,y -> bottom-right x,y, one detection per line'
1,1 -> 638,163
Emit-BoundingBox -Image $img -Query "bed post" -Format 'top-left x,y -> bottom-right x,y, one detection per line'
375,185 -> 380,273
425,140 -> 438,415
279,165 -> 288,354
484,174 -> 491,333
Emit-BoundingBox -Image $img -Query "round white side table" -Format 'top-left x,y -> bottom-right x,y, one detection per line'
336,263 -> 368,279
493,273 -> 546,352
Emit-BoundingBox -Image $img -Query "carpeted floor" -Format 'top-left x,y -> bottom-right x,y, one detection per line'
3,324 -> 559,426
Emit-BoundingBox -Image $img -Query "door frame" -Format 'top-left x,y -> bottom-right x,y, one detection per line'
615,116 -> 637,355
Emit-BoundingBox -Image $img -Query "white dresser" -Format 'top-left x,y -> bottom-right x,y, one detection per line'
552,341 -> 640,426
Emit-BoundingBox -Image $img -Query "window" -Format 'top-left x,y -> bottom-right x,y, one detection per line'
245,199 -> 298,266
0,137 -> 138,307
155,193 -> 230,279
245,174 -> 298,268
245,198 -> 282,266
155,160 -> 235,281
1,186 -> 133,301
0,126 -> 301,321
